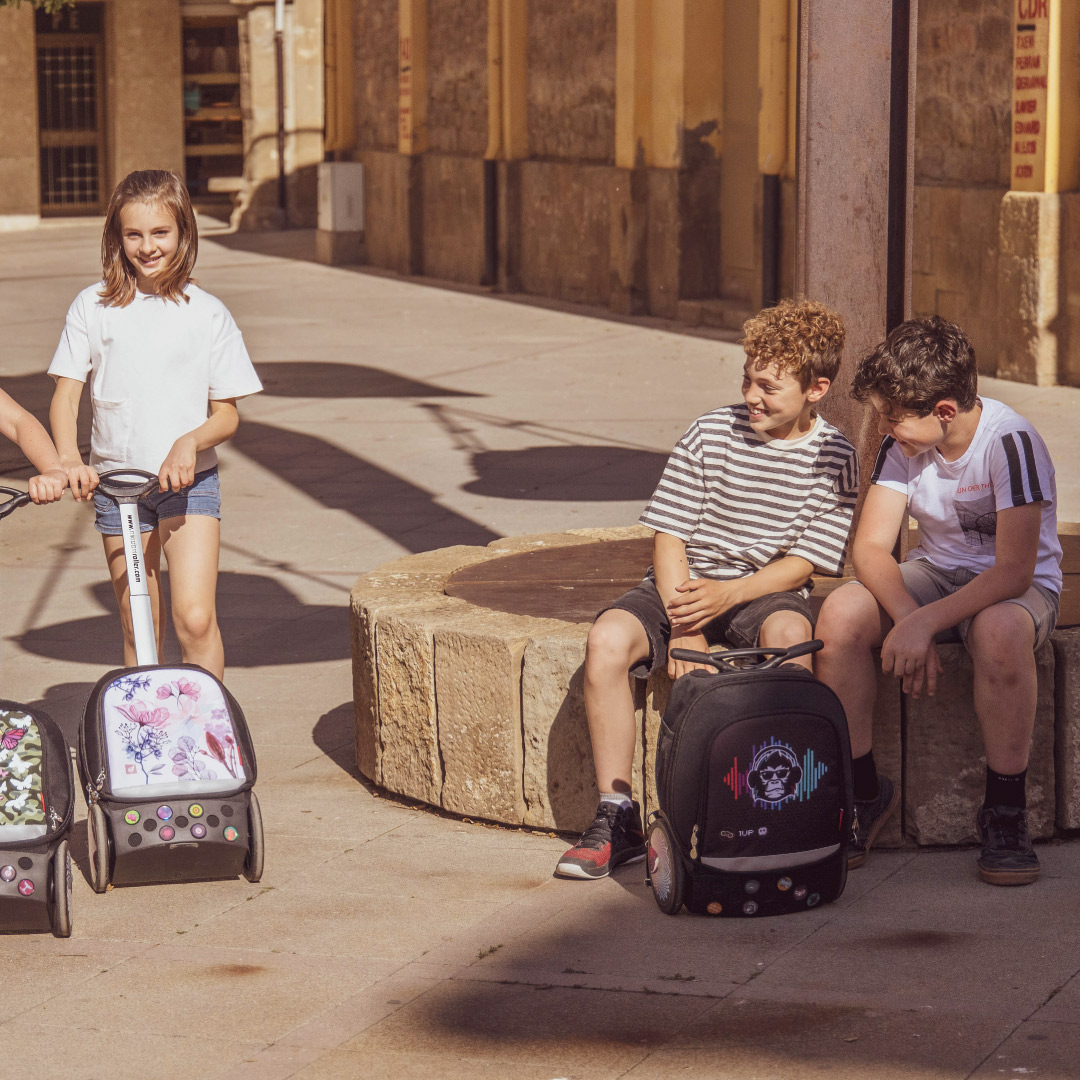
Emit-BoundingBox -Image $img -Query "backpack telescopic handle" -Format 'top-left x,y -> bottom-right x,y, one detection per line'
669,639 -> 824,671
0,487 -> 31,521
95,470 -> 160,665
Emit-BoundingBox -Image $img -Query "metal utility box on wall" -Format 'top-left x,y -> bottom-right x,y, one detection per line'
316,161 -> 365,264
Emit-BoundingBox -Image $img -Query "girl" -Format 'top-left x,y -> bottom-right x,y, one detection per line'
48,170 -> 262,680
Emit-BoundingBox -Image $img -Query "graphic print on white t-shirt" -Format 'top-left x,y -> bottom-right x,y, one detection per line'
870,398 -> 1062,594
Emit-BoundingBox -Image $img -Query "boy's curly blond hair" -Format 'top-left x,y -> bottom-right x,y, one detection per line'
741,299 -> 846,388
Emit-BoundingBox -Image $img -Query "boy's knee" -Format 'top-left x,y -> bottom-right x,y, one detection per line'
968,604 -> 1035,668
759,609 -> 812,648
586,614 -> 639,671
817,584 -> 878,647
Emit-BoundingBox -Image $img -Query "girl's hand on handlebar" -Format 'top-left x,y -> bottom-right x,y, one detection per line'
158,436 -> 197,492
28,468 -> 68,504
64,463 -> 99,501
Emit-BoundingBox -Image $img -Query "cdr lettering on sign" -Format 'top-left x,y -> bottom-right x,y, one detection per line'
1016,54 -> 1042,70
1014,139 -> 1037,154
1015,164 -> 1034,178
1015,120 -> 1041,134
1015,98 -> 1038,113
1016,75 -> 1049,90
1018,0 -> 1049,19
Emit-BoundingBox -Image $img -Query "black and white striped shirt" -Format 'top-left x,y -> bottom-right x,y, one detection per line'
640,404 -> 859,593
873,396 -> 1062,593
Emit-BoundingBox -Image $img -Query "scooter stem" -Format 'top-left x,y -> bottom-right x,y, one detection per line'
117,496 -> 158,665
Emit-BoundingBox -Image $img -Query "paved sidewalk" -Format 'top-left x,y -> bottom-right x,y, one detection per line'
2,219 -> 1080,1079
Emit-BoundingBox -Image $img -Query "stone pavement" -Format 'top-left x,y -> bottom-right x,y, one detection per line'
2,218 -> 1080,1079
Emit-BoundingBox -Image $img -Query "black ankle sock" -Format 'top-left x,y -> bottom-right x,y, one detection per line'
852,751 -> 879,802
984,766 -> 1026,810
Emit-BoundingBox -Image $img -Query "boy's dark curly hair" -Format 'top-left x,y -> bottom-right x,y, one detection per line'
852,316 -> 978,415
741,298 -> 846,388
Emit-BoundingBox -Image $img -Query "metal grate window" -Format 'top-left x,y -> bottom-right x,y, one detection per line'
35,7 -> 105,214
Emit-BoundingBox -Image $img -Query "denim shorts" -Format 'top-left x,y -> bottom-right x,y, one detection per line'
94,467 -> 221,535
599,576 -> 813,679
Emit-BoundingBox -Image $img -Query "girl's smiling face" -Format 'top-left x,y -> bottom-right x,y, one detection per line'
120,201 -> 179,291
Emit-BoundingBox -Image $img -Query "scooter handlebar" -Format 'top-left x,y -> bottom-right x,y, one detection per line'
0,487 -> 32,520
95,468 -> 161,501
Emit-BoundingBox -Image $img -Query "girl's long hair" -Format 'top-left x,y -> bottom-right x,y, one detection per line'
99,170 -> 198,307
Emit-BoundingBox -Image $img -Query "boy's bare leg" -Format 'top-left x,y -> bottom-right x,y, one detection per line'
759,610 -> 814,671
583,609 -> 651,793
967,603 -> 1037,775
814,583 -> 892,757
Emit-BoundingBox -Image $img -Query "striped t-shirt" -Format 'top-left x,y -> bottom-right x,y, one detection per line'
639,404 -> 859,593
872,396 -> 1062,593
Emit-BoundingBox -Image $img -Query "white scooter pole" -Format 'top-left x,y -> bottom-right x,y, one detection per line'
117,494 -> 158,666
96,470 -> 164,668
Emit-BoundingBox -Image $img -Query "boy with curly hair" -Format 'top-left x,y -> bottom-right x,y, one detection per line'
555,299 -> 859,879
815,317 -> 1061,885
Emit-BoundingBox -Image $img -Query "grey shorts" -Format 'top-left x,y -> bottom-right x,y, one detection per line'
94,467 -> 221,535
862,558 -> 1059,649
599,577 -> 813,679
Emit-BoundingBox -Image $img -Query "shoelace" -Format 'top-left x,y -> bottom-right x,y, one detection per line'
574,804 -> 622,849
987,809 -> 1028,851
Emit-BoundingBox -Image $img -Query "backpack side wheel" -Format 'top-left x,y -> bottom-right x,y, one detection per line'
88,802 -> 112,894
243,789 -> 264,883
50,839 -> 72,938
647,816 -> 684,915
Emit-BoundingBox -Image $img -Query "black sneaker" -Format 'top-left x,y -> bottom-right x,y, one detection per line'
848,775 -> 899,869
976,804 -> 1040,886
554,801 -> 646,879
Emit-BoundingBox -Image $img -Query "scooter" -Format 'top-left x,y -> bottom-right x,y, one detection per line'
78,470 -> 263,890
0,486 -> 74,935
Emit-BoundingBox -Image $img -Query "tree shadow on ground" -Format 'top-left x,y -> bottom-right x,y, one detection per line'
255,361 -> 478,400
17,572 -> 349,668
463,446 -> 667,502
229,420 -> 500,551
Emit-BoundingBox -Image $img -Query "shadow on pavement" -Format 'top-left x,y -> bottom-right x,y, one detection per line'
17,572 -> 349,667
463,446 -> 667,502
255,361 -> 478,400
229,419 -> 501,551
0,372 -> 92,474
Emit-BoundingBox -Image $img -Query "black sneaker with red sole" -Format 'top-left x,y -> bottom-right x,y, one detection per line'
554,800 -> 645,880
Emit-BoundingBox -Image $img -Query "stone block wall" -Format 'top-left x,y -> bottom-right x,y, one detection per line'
526,0 -> 616,165
353,0 -> 398,150
915,0 -> 1011,188
351,530 -> 1080,848
427,0 -> 487,156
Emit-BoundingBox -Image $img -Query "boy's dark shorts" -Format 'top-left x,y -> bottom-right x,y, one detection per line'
598,577 -> 813,679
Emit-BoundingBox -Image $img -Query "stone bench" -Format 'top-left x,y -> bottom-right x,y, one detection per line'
350,526 -> 1080,847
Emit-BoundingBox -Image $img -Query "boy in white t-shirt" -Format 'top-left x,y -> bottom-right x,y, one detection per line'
816,316 -> 1061,886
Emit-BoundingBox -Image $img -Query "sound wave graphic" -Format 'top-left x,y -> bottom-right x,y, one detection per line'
721,737 -> 828,808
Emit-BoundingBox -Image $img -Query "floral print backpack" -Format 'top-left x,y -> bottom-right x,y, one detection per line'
79,663 -> 262,891
0,701 -> 74,936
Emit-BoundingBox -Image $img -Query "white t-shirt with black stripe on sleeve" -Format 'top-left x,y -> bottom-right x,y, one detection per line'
871,396 -> 1062,594
638,403 -> 859,596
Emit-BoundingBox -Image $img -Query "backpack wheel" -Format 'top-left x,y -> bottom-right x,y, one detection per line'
647,816 -> 684,915
50,839 -> 72,938
243,789 -> 264,883
88,802 -> 112,893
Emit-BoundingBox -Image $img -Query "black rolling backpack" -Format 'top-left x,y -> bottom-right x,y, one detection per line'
646,641 -> 853,917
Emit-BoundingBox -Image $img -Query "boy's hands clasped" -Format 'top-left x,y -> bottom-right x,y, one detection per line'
667,577 -> 745,633
880,607 -> 943,699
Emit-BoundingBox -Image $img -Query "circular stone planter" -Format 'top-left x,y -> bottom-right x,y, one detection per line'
351,525 -> 1080,845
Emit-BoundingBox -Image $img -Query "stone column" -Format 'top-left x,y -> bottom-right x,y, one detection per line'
996,0 -> 1080,385
0,6 -> 39,226
796,0 -> 917,471
106,0 -> 185,183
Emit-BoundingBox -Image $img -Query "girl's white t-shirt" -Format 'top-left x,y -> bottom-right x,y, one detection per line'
48,282 -> 263,474
872,396 -> 1062,594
